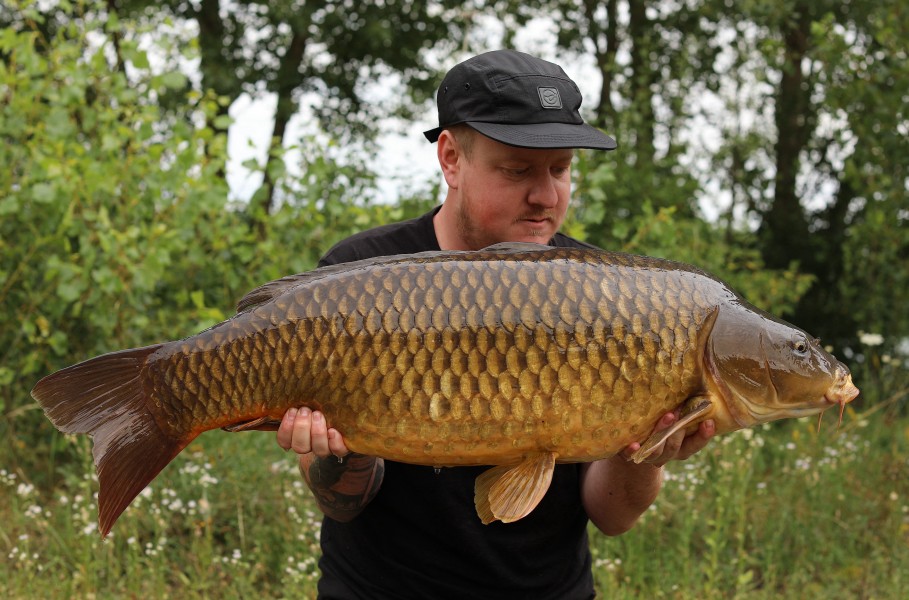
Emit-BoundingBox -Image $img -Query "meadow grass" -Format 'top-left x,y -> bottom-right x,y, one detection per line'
2,405 -> 907,599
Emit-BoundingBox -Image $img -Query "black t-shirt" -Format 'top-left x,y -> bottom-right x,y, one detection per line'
315,207 -> 597,600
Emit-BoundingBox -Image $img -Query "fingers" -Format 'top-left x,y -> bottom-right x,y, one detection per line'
304,409 -> 328,456
327,428 -> 350,457
275,407 -> 349,460
675,420 -> 715,461
276,408 -> 298,450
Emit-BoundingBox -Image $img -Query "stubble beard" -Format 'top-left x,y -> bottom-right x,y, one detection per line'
516,211 -> 555,239
455,200 -> 558,249
455,201 -> 488,250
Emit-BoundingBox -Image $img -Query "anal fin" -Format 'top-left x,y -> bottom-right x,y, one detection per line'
630,396 -> 713,463
474,452 -> 557,525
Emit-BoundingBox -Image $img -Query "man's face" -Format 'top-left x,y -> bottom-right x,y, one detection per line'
447,133 -> 574,250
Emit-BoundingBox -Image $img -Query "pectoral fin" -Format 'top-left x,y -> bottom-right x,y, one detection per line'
474,452 -> 557,525
222,416 -> 283,432
630,396 -> 713,463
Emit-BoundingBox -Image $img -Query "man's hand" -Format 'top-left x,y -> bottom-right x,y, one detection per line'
620,411 -> 716,467
276,407 -> 350,460
276,407 -> 384,523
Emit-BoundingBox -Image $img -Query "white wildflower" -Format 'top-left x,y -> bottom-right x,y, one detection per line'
858,331 -> 884,346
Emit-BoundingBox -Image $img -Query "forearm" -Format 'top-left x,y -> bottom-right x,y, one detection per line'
581,456 -> 663,536
300,453 -> 385,522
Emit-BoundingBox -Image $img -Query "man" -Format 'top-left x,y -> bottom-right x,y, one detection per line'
276,49 -> 715,598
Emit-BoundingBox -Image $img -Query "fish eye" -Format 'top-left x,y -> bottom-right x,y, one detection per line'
793,339 -> 809,355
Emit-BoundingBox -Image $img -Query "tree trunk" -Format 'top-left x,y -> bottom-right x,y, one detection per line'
627,0 -> 656,161
250,31 -> 308,237
194,0 -> 233,180
760,5 -> 814,271
583,0 -> 618,130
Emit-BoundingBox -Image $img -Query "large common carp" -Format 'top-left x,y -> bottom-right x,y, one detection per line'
32,243 -> 859,537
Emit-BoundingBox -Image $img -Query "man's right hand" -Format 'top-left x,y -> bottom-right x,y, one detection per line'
276,407 -> 350,460
276,407 -> 384,522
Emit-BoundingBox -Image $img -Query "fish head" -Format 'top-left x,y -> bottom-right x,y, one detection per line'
708,305 -> 859,428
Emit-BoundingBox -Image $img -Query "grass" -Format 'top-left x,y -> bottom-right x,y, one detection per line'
590,407 -> 909,599
2,404 -> 907,599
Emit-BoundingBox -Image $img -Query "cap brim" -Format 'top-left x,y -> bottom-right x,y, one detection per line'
424,122 -> 617,150
467,121 -> 616,150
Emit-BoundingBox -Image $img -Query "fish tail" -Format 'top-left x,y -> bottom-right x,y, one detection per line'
31,344 -> 191,538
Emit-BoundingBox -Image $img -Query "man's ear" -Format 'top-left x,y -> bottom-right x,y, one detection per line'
437,130 -> 462,189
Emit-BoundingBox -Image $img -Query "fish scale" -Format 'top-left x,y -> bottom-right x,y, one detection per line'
32,243 -> 859,536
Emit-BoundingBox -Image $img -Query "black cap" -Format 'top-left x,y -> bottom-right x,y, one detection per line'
423,49 -> 616,150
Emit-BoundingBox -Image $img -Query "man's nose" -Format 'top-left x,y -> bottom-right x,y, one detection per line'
527,173 -> 560,208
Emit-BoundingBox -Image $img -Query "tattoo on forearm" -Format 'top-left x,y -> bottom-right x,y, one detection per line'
301,454 -> 384,520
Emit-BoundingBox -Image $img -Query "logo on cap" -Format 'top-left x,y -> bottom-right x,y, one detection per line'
537,87 -> 562,109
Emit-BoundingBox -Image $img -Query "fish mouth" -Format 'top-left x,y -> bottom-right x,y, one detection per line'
824,368 -> 860,426
824,368 -> 860,405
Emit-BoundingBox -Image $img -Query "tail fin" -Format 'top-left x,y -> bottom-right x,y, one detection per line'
31,344 -> 192,538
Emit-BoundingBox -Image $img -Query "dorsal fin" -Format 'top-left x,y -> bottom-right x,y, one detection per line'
236,242 -> 553,313
236,269 -> 338,312
481,242 -> 551,253
235,249 -> 466,312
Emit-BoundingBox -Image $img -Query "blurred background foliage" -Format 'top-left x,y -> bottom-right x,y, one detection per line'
1,0 -> 906,468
